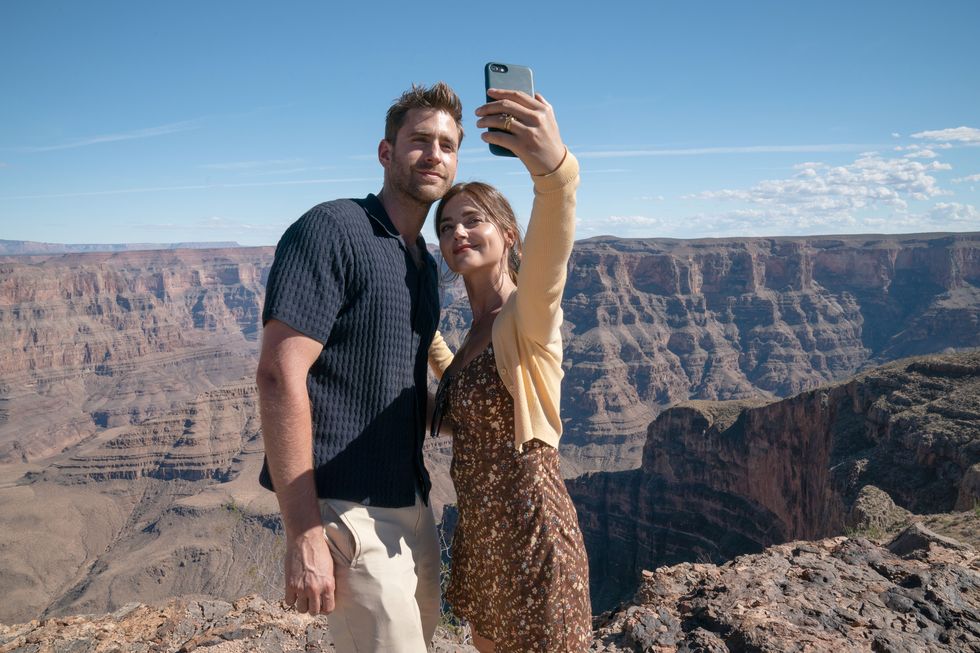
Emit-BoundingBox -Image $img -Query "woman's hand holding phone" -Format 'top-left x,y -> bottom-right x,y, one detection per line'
477,88 -> 566,177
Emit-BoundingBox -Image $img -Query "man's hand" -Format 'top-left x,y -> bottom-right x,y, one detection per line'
284,528 -> 336,614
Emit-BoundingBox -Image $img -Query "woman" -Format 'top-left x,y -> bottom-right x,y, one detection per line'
429,88 -> 591,652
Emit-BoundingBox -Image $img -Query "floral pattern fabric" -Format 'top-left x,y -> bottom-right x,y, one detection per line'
438,345 -> 592,652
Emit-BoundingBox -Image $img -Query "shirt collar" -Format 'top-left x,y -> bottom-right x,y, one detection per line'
360,193 -> 432,252
361,193 -> 400,239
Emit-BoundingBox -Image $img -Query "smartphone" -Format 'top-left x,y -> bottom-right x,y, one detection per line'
484,62 -> 534,157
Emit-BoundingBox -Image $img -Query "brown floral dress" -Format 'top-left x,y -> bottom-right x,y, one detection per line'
435,344 -> 592,652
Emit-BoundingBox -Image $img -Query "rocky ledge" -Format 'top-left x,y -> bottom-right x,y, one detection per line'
2,524 -> 975,653
592,523 -> 980,653
0,595 -> 474,653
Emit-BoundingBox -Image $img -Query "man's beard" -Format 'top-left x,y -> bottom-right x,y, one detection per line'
389,164 -> 451,207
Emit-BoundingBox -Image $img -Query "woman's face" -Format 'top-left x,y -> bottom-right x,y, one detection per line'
438,193 -> 514,277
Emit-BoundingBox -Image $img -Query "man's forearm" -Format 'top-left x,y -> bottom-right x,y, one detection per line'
258,375 -> 323,537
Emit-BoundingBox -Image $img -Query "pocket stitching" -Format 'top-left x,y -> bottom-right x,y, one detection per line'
336,509 -> 363,569
320,500 -> 361,569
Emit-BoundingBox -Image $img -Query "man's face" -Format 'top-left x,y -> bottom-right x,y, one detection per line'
379,108 -> 460,206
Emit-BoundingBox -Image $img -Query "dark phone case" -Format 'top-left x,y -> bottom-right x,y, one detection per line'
484,62 -> 534,157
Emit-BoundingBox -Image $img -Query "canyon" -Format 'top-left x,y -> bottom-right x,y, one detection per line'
568,349 -> 980,612
0,232 -> 978,640
0,248 -> 271,463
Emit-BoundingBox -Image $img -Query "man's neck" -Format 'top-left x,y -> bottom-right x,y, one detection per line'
377,187 -> 431,247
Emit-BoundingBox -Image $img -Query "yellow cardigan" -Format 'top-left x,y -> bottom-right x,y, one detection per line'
428,152 -> 579,450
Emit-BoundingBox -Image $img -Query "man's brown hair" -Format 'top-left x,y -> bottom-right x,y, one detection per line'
385,82 -> 464,145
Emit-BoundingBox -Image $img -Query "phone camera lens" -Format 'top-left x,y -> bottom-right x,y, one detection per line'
490,64 -> 507,73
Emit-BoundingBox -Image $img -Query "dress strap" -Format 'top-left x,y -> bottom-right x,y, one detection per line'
430,375 -> 451,440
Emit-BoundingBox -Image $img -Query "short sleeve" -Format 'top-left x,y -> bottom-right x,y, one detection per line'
262,206 -> 350,345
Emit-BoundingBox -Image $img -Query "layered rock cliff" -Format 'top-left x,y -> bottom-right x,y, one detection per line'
4,233 -> 978,465
0,248 -> 273,462
557,233 -> 980,448
45,380 -> 261,484
0,369 -> 275,624
569,349 -> 980,611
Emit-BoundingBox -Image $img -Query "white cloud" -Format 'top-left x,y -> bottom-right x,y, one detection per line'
903,149 -> 938,159
953,173 -> 980,183
693,153 -> 951,211
927,202 -> 980,223
605,215 -> 663,226
14,119 -> 204,153
893,144 -> 946,156
891,132 -> 901,138
661,202 -> 977,238
911,126 -> 980,143
577,137 -> 976,239
581,200 -> 980,240
679,151 -> 959,236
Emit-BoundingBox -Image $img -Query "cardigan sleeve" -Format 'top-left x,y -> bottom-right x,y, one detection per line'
428,330 -> 454,380
511,152 -> 579,344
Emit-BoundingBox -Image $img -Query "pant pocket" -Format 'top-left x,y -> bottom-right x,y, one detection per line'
319,500 -> 362,568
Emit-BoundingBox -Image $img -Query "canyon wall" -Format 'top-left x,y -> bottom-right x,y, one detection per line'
0,248 -> 273,462
4,234 -> 979,464
556,233 -> 980,447
569,349 -> 980,611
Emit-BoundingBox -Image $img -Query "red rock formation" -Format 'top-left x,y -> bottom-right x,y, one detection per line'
569,350 -> 980,611
555,233 -> 980,448
0,248 -> 273,462
47,380 -> 260,483
4,233 -> 978,464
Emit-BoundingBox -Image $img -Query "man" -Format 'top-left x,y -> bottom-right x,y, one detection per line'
255,82 -> 462,652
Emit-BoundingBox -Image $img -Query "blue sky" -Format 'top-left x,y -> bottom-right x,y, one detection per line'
1,1 -> 978,246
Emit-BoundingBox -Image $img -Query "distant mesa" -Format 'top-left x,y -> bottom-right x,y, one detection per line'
0,239 -> 242,256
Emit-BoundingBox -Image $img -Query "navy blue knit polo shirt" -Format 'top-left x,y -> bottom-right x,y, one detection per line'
258,194 -> 438,507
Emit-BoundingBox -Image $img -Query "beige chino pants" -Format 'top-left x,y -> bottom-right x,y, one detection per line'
319,494 -> 441,652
